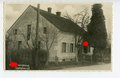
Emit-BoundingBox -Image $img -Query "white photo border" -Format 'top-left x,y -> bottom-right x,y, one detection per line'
0,0 -> 120,78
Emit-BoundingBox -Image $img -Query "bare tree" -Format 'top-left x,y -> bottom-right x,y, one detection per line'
64,8 -> 90,30
38,26 -> 62,65
17,24 -> 62,66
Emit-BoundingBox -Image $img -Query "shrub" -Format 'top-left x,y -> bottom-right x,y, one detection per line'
35,49 -> 48,69
6,48 -> 48,70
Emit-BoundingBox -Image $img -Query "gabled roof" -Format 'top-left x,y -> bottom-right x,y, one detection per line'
31,5 -> 85,35
7,5 -> 85,35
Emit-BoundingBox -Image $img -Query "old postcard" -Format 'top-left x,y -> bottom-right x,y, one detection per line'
4,3 -> 112,70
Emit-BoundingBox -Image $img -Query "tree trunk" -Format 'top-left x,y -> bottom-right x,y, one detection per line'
75,48 -> 79,63
74,35 -> 79,63
78,46 -> 83,63
45,50 -> 49,66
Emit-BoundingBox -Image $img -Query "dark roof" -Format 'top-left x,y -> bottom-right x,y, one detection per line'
31,5 -> 85,35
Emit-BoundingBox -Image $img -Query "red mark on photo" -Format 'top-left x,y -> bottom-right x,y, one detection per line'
83,41 -> 89,47
9,61 -> 18,68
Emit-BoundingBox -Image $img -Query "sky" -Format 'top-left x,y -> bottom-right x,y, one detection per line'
4,3 -> 112,35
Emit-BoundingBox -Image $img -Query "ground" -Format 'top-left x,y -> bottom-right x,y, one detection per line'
60,63 -> 111,70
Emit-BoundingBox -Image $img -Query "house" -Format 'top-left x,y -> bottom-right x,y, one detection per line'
6,5 -> 85,62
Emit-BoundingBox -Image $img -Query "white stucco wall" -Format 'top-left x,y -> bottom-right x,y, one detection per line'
57,32 -> 77,62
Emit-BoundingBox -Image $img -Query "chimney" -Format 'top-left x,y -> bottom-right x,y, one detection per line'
56,12 -> 61,17
48,7 -> 52,13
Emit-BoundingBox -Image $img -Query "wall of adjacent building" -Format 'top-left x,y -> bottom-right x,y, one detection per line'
56,32 -> 77,62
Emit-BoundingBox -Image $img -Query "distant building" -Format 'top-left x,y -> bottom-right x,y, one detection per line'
6,5 -> 85,62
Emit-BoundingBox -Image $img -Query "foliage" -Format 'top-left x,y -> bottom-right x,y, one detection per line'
35,49 -> 48,69
6,48 -> 48,70
87,4 -> 107,49
64,9 -> 90,30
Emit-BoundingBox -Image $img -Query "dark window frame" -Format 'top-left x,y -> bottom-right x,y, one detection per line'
43,27 -> 47,34
62,42 -> 66,52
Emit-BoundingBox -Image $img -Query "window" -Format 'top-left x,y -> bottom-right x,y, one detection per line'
70,43 -> 74,52
27,24 -> 31,40
84,47 -> 87,53
18,41 -> 22,49
62,42 -> 66,52
83,46 -> 90,53
62,59 -> 65,62
14,29 -> 17,35
70,59 -> 73,61
38,41 -> 41,49
43,27 -> 47,34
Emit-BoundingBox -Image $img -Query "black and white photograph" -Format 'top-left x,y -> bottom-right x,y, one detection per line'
4,3 -> 112,70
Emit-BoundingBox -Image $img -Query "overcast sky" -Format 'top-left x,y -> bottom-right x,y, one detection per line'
4,3 -> 112,34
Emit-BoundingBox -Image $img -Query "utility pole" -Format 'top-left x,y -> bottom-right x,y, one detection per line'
32,4 -> 40,69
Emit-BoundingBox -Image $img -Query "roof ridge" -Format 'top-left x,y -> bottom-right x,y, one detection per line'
30,5 -> 76,24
